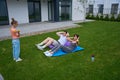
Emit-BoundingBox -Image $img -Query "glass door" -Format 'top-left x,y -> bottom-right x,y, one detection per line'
59,0 -> 72,21
34,2 -> 41,21
48,0 -> 54,21
28,1 -> 41,22
0,0 -> 9,25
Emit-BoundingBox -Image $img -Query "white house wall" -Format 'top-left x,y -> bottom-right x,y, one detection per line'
88,0 -> 120,15
93,0 -> 104,15
72,0 -> 85,21
104,0 -> 120,14
6,0 -> 29,24
41,0 -> 48,21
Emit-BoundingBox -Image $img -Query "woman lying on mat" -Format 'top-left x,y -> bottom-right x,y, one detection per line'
44,34 -> 79,57
36,31 -> 69,50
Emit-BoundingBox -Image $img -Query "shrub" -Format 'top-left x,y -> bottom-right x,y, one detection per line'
90,14 -> 95,19
86,14 -> 90,19
116,14 -> 120,22
99,15 -> 104,20
110,14 -> 116,21
104,14 -> 109,21
95,14 -> 99,20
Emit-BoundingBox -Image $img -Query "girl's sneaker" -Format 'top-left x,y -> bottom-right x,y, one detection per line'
16,58 -> 22,62
13,58 -> 16,60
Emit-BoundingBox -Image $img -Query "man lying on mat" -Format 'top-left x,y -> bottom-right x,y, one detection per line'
36,30 -> 69,50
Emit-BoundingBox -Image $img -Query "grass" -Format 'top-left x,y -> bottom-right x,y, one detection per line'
0,21 -> 120,80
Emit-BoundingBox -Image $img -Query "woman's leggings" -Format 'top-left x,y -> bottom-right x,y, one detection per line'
61,46 -> 73,53
51,43 -> 73,53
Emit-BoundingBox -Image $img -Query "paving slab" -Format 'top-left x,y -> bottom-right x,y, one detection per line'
0,20 -> 94,41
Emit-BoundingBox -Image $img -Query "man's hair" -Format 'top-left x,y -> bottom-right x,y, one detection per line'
63,30 -> 68,34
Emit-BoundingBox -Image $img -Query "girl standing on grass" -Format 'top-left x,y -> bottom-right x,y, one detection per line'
10,18 -> 22,62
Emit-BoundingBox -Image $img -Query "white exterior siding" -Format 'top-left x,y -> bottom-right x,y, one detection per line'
87,0 -> 120,15
103,0 -> 111,14
72,0 -> 85,21
103,0 -> 120,14
93,0 -> 104,15
41,0 -> 48,21
6,0 -> 29,24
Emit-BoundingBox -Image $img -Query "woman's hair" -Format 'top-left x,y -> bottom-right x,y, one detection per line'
11,18 -> 18,25
74,34 -> 79,38
74,34 -> 79,44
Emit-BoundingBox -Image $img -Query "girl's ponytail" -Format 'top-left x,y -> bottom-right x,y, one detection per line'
11,18 -> 17,25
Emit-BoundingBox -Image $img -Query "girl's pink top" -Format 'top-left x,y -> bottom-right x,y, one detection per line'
10,27 -> 19,39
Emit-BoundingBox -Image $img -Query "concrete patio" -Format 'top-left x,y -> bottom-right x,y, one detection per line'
0,20 -> 93,41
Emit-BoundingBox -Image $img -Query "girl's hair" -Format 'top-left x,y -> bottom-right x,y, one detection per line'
11,18 -> 18,25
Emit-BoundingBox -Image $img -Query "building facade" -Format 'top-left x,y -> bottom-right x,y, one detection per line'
87,0 -> 120,16
0,0 -> 85,25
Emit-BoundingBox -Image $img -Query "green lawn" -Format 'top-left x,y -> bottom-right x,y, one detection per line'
0,21 -> 120,80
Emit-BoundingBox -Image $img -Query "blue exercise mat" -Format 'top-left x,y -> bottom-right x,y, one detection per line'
52,46 -> 84,56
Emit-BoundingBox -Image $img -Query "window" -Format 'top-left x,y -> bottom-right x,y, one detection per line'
98,4 -> 104,14
111,4 -> 119,14
59,0 -> 72,21
0,0 -> 9,25
89,5 -> 93,14
28,0 -> 41,22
